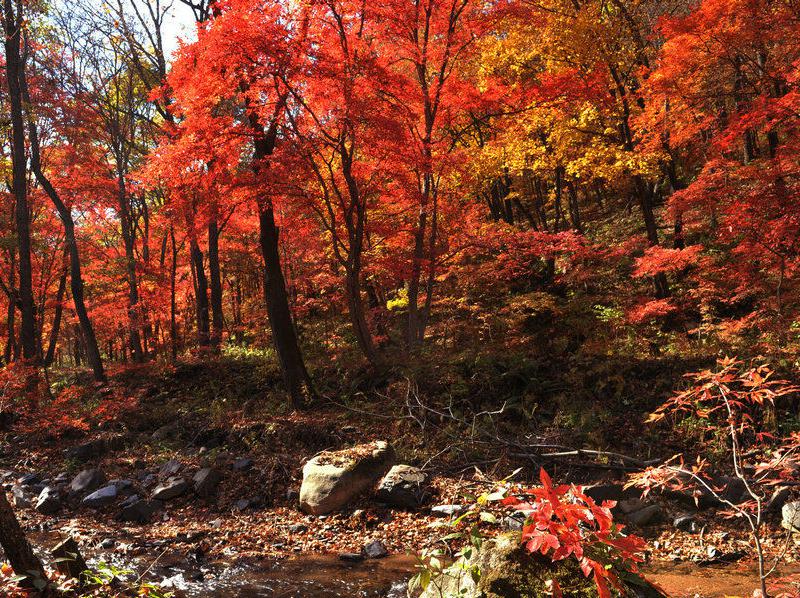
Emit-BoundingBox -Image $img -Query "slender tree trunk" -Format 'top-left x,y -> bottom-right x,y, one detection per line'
248,104 -> 314,408
44,263 -> 67,368
21,63 -> 105,381
0,490 -> 49,593
3,0 -> 36,363
259,207 -> 314,408
208,219 -> 224,351
170,227 -> 178,361
190,239 -> 210,349
344,268 -> 376,363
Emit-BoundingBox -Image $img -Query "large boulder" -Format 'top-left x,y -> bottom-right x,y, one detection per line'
299,441 -> 395,515
82,484 -> 118,508
151,476 -> 189,501
375,465 -> 427,509
420,534 -> 663,598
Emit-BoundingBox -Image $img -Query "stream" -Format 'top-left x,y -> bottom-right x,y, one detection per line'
29,532 -> 800,597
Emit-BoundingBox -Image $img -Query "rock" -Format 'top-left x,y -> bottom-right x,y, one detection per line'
713,476 -> 747,504
82,484 -> 119,508
66,440 -> 104,461
19,473 -> 41,486
233,498 -> 250,511
159,459 -> 183,478
52,537 -> 88,580
140,473 -> 157,488
673,513 -> 698,533
364,539 -> 389,559
782,501 -> 800,532
121,494 -> 140,508
11,485 -> 30,508
431,504 -> 465,517
53,472 -> 70,484
232,457 -> 254,471
627,504 -> 665,527
120,499 -> 160,524
151,425 -> 176,442
420,533 -> 662,598
286,488 -> 300,503
210,518 -> 223,529
375,465 -> 428,509
99,538 -> 115,549
502,512 -> 527,531
767,487 -> 791,513
289,523 -> 308,534
35,486 -> 62,515
70,469 -> 106,495
584,483 -> 625,503
193,468 -> 222,498
299,441 -> 396,515
617,498 -> 647,515
338,552 -> 365,562
151,477 -> 189,501
109,479 -> 134,493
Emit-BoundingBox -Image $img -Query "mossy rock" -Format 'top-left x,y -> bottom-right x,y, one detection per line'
421,534 -> 663,598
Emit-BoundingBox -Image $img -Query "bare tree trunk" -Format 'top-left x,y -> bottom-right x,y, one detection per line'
190,239 -> 210,349
44,262 -> 67,368
20,58 -> 105,381
170,227 -> 178,361
208,219 -> 224,351
0,489 -> 49,593
3,0 -> 36,363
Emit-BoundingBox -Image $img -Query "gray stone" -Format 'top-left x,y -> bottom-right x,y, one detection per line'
233,498 -> 250,511
109,479 -> 134,492
627,504 -> 665,527
767,487 -> 791,513
782,501 -> 800,532
82,484 -> 118,508
364,539 -> 389,559
289,523 -> 308,533
375,465 -> 427,509
11,484 -> 30,508
70,469 -> 106,495
431,504 -> 464,517
299,441 -> 395,515
120,499 -> 159,524
193,468 -> 222,498
617,498 -> 647,515
35,486 -> 62,515
99,538 -> 115,549
286,488 -> 300,502
159,459 -> 182,478
151,477 -> 189,501
232,457 -> 254,471
151,425 -> 175,442
19,473 -> 41,486
673,513 -> 698,533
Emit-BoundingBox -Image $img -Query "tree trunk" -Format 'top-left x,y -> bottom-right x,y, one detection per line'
208,219 -> 224,351
190,239 -> 210,349
44,263 -> 67,368
3,0 -> 36,363
259,207 -> 314,409
170,227 -> 178,361
20,62 -> 105,381
0,489 -> 49,593
344,268 -> 376,363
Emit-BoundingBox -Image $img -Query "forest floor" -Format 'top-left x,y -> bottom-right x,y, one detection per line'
1,355 -> 799,596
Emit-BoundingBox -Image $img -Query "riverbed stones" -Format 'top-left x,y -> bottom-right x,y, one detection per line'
193,468 -> 222,497
673,513 -> 698,533
782,501 -> 800,532
82,484 -> 119,508
299,441 -> 396,515
627,504 -> 665,527
120,497 -> 160,524
364,539 -> 389,559
11,484 -> 31,508
767,487 -> 791,513
431,504 -> 464,517
375,465 -> 427,509
159,459 -> 183,477
151,476 -> 189,501
70,468 -> 106,495
35,486 -> 62,514
232,457 -> 254,471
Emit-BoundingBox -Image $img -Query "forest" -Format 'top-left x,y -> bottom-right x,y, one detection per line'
0,0 -> 799,596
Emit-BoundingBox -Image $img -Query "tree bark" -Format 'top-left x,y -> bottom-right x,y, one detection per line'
190,238 -> 210,349
3,0 -> 37,363
208,219 -> 224,351
44,262 -> 67,368
0,489 -> 49,593
20,57 -> 105,381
